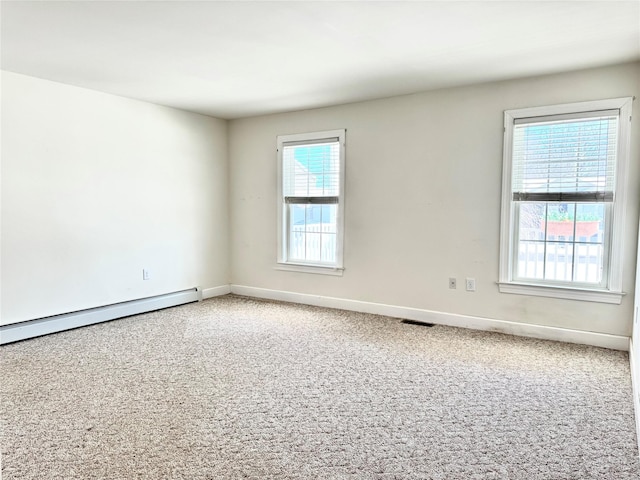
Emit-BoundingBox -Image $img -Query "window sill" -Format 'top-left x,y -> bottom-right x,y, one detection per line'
275,263 -> 344,276
497,282 -> 624,304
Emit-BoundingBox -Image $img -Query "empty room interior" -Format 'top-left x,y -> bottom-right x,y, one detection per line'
2,1 -> 640,478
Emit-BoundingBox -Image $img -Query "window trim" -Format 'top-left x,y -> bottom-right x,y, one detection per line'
276,129 -> 346,275
498,97 -> 633,304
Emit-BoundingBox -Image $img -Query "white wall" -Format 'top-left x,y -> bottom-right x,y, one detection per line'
3,63 -> 638,338
1,71 -> 229,325
229,62 -> 640,337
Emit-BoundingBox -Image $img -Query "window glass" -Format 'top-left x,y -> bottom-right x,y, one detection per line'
277,130 -> 345,271
499,98 -> 632,302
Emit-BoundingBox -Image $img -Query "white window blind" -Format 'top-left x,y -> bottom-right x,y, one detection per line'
282,138 -> 340,204
512,110 -> 619,203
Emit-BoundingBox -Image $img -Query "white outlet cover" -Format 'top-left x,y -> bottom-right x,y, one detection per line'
466,278 -> 476,291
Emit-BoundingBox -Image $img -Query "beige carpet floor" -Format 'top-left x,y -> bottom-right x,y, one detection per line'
1,294 -> 639,479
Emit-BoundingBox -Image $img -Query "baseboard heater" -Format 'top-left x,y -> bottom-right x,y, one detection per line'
0,288 -> 201,345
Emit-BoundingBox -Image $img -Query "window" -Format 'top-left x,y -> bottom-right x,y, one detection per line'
499,98 -> 633,303
277,129 -> 345,274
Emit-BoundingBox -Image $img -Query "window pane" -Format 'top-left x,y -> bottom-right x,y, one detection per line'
288,232 -> 306,261
544,203 -> 605,245
320,233 -> 337,263
304,233 -> 322,262
288,204 -> 337,264
518,203 -> 546,241
516,202 -> 605,285
575,204 -> 605,244
283,142 -> 340,197
574,242 -> 603,284
321,205 -> 337,233
517,240 -> 545,279
545,203 -> 575,242
288,204 -> 306,261
544,243 -> 574,282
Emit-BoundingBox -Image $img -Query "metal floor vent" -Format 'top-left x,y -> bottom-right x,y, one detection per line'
401,319 -> 435,327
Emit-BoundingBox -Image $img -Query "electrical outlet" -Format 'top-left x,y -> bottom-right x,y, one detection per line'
449,278 -> 457,289
465,277 -> 476,291
143,269 -> 150,280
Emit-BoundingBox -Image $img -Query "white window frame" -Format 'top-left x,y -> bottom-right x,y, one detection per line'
276,129 -> 346,275
498,97 -> 633,304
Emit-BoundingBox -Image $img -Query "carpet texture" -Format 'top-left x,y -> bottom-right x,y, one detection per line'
1,294 -> 638,479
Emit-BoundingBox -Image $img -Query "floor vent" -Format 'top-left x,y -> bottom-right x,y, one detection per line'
401,319 -> 435,327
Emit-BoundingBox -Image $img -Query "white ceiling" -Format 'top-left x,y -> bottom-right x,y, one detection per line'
2,1 -> 639,119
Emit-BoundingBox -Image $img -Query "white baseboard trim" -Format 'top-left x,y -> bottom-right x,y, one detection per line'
202,285 -> 232,299
630,339 -> 640,456
230,285 -> 629,351
0,288 -> 200,345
